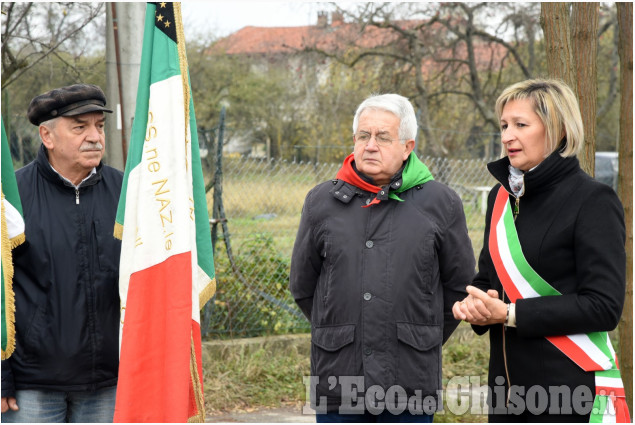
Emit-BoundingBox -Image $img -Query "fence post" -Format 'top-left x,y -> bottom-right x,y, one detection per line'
211,107 -> 226,253
202,107 -> 226,338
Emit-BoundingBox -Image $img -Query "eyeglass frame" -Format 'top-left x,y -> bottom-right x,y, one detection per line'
353,131 -> 405,147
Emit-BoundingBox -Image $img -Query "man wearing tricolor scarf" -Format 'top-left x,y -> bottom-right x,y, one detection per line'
290,94 -> 475,422
453,79 -> 629,423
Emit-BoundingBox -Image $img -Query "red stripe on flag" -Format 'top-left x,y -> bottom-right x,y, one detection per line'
489,187 -> 522,302
614,397 -> 631,423
114,252 -> 193,423
546,335 -> 604,372
596,386 -> 626,397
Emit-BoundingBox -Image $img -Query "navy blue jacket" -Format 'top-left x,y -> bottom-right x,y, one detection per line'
1,145 -> 122,396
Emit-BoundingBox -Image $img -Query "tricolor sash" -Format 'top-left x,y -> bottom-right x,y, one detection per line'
489,186 -> 630,423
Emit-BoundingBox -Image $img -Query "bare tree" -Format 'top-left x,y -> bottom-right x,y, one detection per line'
299,2 -> 541,157
616,2 -> 633,415
1,2 -> 105,89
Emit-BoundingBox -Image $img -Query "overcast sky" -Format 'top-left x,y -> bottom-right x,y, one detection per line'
181,2 -> 340,38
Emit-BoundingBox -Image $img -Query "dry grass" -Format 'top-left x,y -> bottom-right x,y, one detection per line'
202,322 -> 489,422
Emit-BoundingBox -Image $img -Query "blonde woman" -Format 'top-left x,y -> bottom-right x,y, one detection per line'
453,79 -> 629,423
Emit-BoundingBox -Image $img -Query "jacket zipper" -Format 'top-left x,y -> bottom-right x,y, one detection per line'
75,188 -> 80,205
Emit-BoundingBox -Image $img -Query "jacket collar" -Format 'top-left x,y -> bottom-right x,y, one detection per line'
487,148 -> 580,196
35,143 -> 102,189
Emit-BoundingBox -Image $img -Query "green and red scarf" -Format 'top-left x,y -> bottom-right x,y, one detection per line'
489,186 -> 630,423
335,152 -> 433,207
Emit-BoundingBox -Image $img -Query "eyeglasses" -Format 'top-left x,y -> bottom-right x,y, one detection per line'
354,131 -> 402,147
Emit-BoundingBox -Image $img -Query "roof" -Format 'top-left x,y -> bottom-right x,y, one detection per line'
212,20 -> 425,56
211,18 -> 508,73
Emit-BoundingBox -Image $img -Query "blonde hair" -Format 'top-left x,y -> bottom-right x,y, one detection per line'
495,79 -> 584,158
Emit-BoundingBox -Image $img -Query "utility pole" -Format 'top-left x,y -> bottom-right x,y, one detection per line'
105,3 -> 145,171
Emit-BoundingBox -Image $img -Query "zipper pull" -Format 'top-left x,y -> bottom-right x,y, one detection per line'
513,197 -> 519,220
75,189 -> 80,205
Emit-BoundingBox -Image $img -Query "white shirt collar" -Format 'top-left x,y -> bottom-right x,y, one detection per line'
49,164 -> 97,189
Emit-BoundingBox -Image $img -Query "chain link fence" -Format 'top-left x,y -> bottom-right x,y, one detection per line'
202,153 -> 498,339
3,113 -> 498,340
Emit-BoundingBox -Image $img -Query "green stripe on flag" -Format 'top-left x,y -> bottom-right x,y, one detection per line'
586,332 -> 616,367
188,90 -> 216,295
596,368 -> 622,379
1,120 -> 23,218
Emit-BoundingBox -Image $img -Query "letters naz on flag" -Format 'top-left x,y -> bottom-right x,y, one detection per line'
113,2 -> 215,422
1,118 -> 25,360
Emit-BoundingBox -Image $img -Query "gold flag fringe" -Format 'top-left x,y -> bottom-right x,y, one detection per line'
1,190 -> 17,360
187,333 -> 206,423
113,222 -> 124,240
199,277 -> 216,310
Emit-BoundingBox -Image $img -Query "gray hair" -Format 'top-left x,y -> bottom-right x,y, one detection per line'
39,117 -> 60,131
352,94 -> 418,143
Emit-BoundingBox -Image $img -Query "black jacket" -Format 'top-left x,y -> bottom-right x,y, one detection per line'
472,151 -> 625,421
290,174 -> 475,412
1,145 -> 123,396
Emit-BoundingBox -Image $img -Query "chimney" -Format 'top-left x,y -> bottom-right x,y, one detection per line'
331,11 -> 344,26
317,11 -> 328,27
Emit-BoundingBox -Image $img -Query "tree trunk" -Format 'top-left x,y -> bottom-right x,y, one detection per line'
540,3 -> 577,92
571,3 -> 598,176
616,2 -> 633,415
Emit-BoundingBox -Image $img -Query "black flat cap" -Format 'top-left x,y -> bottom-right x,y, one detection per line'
27,84 -> 113,126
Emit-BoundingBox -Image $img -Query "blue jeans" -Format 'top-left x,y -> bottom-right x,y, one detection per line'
1,386 -> 117,423
316,411 -> 434,423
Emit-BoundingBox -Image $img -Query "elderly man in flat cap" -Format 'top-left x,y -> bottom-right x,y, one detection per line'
1,84 -> 123,422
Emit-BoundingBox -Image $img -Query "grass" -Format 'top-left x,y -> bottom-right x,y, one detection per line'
202,322 -> 489,422
203,340 -> 310,415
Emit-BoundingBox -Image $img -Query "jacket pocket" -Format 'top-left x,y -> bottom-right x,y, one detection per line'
22,292 -> 49,362
93,219 -> 120,273
396,322 -> 442,395
311,324 -> 357,396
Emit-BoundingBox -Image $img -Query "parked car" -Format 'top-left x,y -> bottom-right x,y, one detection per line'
595,151 -> 618,191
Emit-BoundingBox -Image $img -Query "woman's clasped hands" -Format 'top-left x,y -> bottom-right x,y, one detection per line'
452,285 -> 508,326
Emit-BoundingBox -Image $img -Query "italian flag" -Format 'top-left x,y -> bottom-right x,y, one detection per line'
113,2 -> 215,422
1,117 -> 25,361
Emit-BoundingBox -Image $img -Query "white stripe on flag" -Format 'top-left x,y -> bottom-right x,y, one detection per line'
605,333 -> 617,360
495,216 -> 541,298
595,376 -> 625,390
567,334 -> 613,370
118,75 -> 193,351
3,199 -> 24,240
